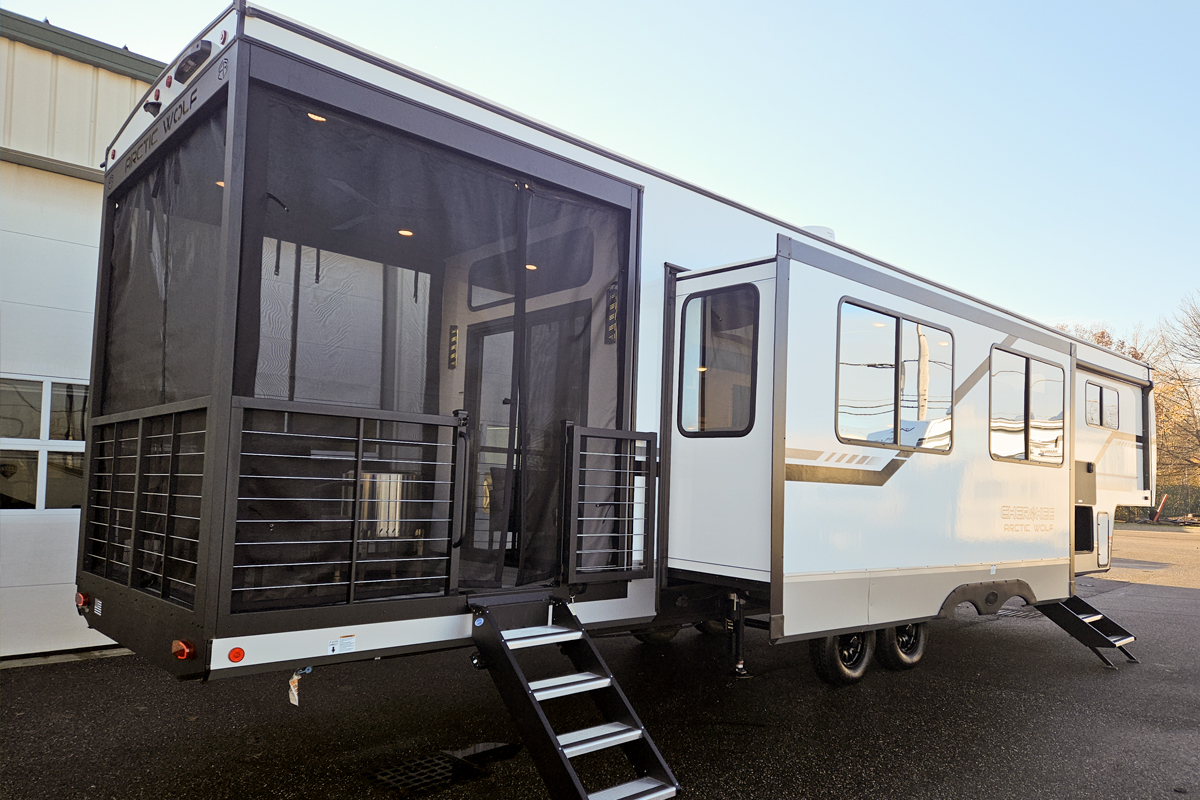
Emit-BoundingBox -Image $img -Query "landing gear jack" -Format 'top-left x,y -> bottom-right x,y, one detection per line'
728,592 -> 749,678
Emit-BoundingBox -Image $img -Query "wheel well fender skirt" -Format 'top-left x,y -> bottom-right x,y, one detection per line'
936,580 -> 1037,618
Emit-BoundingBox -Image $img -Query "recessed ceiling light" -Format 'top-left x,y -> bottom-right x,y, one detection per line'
398,229 -> 414,237
307,113 -> 327,122
873,322 -> 887,327
525,264 -> 537,270
697,366 -> 708,372
938,341 -> 950,346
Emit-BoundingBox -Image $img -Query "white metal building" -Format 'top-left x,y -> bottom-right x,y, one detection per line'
0,10 -> 162,656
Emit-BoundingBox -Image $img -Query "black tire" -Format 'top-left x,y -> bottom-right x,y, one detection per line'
633,627 -> 680,645
810,630 -> 875,686
876,622 -> 927,670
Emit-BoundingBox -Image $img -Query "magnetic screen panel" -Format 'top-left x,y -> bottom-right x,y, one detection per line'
235,85 -> 630,595
103,106 -> 227,415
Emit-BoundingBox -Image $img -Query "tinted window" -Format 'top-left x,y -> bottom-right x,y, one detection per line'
679,285 -> 758,436
990,349 -> 1064,465
837,304 -> 896,444
1086,381 -> 1119,430
1029,360 -> 1065,464
837,303 -> 953,451
990,349 -> 1028,460
1085,381 -> 1101,426
899,320 -> 953,450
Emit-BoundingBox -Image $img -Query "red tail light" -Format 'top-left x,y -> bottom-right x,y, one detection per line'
171,640 -> 195,660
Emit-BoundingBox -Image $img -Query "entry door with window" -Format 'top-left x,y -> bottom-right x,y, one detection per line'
668,261 -> 778,584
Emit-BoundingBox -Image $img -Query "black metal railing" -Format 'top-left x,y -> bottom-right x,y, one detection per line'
560,423 -> 656,584
85,405 -> 208,609
231,403 -> 468,613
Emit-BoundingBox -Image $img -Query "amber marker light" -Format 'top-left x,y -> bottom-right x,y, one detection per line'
228,647 -> 245,663
525,264 -> 537,270
307,113 -> 327,122
215,181 -> 225,187
398,229 -> 414,237
171,640 -> 196,660
696,366 -> 708,372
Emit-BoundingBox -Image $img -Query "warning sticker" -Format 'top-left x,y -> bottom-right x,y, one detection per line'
326,635 -> 356,656
94,599 -> 102,616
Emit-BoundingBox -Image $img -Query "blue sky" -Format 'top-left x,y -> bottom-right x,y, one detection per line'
5,0 -> 1196,336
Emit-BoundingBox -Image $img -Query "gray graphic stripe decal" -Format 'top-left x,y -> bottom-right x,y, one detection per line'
786,452 -> 912,486
787,335 -> 1018,486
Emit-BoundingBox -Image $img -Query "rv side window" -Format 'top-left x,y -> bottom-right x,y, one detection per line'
1085,381 -> 1119,430
990,349 -> 1065,465
836,302 -> 953,451
678,285 -> 758,437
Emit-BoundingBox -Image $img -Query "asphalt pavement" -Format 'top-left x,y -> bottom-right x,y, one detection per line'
3,529 -> 1198,800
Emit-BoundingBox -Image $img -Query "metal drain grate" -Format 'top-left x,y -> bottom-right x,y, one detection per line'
997,607 -> 1042,619
371,752 -> 482,796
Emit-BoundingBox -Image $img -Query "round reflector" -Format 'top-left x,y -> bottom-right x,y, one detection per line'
228,647 -> 245,663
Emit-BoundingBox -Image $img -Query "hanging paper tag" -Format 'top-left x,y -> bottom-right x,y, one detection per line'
288,666 -> 311,707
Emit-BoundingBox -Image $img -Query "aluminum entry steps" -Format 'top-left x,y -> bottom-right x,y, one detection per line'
1035,595 -> 1139,669
471,597 -> 678,800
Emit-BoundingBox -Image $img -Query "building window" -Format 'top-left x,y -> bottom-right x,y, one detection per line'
836,301 -> 953,451
1085,381 -> 1119,430
0,376 -> 88,510
678,284 -> 759,437
989,350 -> 1064,465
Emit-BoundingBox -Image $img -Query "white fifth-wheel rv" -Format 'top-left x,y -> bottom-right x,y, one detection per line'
75,4 -> 1155,799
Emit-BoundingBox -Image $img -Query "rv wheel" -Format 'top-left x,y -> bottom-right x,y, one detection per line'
810,630 -> 875,686
876,623 -> 927,670
634,627 -> 681,645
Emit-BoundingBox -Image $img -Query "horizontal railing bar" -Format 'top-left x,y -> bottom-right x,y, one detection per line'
232,580 -> 347,591
235,560 -> 351,569
353,575 -> 448,585
240,451 -> 356,461
236,539 -> 352,545
362,438 -> 453,448
243,429 -> 357,443
236,475 -> 356,482
355,555 -> 448,564
236,518 -> 353,523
